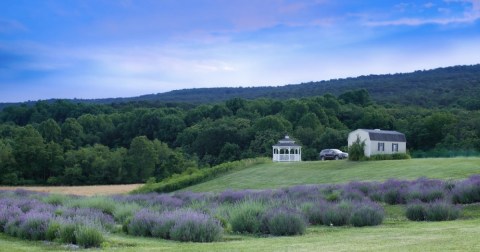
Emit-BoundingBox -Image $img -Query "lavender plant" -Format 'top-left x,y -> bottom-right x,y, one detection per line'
229,200 -> 267,234
349,201 -> 384,227
262,207 -> 306,236
169,210 -> 223,242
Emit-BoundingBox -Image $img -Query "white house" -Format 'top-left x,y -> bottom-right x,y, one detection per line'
272,135 -> 302,162
348,129 -> 406,157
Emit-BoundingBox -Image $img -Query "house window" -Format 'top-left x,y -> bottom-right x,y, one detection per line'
392,143 -> 399,152
378,143 -> 385,151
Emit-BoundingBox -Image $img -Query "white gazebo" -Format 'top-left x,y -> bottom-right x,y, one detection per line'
272,135 -> 302,162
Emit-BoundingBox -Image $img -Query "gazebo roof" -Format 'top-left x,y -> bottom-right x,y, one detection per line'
273,135 -> 301,147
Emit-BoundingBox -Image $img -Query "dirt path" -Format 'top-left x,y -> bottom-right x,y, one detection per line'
0,184 -> 143,196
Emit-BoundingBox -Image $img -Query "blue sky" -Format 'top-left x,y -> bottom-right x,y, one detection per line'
1,0 -> 480,102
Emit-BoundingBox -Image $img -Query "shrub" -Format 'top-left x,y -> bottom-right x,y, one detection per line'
60,207 -> 115,231
0,205 -> 22,232
17,211 -> 52,240
348,136 -> 366,161
383,189 -> 405,205
75,225 -> 104,248
58,219 -> 77,244
322,201 -> 352,226
368,153 -> 411,160
406,201 -> 460,221
406,203 -> 426,221
229,200 -> 266,234
349,203 -> 384,227
42,194 -> 70,206
451,179 -> 480,204
380,179 -> 408,205
127,209 -> 159,236
301,202 -> 324,225
169,210 -> 223,242
67,196 -> 117,215
217,190 -> 249,204
151,211 -> 177,239
4,216 -> 22,237
425,201 -> 460,221
113,203 -> 142,224
407,188 -> 444,203
263,208 -> 306,236
46,220 -> 61,241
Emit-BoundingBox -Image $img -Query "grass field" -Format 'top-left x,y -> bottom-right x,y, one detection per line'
1,157 -> 480,251
2,204 -> 480,252
184,157 -> 480,192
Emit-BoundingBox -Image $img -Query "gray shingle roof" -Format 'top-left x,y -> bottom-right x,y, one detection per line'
273,135 -> 301,147
363,129 -> 406,142
273,142 -> 301,147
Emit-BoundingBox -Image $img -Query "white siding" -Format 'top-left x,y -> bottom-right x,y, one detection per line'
348,129 -> 407,157
348,129 -> 371,157
369,141 -> 407,156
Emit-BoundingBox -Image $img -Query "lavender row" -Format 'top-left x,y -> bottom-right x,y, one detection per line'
1,175 -> 479,245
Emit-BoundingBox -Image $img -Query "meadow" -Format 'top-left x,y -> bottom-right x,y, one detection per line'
184,157 -> 480,192
1,158 -> 480,251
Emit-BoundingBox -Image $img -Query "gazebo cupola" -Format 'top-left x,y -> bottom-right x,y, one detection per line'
272,135 -> 302,162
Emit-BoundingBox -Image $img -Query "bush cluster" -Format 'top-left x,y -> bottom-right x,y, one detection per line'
128,209 -> 223,242
0,195 -> 107,248
229,200 -> 266,234
406,201 -> 460,221
367,153 -> 411,160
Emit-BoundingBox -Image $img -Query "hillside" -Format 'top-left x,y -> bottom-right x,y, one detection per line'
131,64 -> 480,108
182,158 -> 480,192
1,64 -> 480,109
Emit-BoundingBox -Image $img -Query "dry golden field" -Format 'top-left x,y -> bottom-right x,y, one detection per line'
0,184 -> 143,196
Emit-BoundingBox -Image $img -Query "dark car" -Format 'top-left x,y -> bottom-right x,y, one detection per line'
319,149 -> 348,160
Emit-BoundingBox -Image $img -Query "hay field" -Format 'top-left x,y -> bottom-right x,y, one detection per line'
0,184 -> 142,196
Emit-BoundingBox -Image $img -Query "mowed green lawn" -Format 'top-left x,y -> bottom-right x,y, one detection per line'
184,157 -> 480,192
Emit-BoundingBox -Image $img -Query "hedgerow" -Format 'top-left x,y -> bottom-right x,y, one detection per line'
134,158 -> 269,193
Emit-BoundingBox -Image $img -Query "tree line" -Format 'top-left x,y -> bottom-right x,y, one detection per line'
1,89 -> 479,185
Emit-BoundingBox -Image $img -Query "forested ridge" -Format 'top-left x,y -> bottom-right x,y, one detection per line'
0,65 -> 480,186
1,64 -> 480,110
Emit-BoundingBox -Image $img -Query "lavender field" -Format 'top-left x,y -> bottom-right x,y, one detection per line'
1,175 -> 480,249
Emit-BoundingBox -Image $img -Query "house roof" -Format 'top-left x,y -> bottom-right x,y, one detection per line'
361,129 -> 406,142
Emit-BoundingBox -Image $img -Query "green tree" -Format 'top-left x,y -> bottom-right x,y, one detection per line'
126,136 -> 156,182
0,139 -> 18,185
218,142 -> 241,163
44,141 -> 65,180
37,119 -> 62,142
339,89 -> 372,106
61,118 -> 84,148
13,125 -> 47,182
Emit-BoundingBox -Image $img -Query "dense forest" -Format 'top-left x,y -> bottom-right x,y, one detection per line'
1,85 -> 479,185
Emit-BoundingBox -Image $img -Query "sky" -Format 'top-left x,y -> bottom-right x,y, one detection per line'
1,0 -> 480,102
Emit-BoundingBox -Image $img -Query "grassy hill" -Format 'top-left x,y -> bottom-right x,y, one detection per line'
183,157 -> 480,192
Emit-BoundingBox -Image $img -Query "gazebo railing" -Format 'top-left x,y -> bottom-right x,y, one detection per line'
273,154 -> 301,162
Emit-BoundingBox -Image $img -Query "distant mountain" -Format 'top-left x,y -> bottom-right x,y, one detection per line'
2,64 -> 480,109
